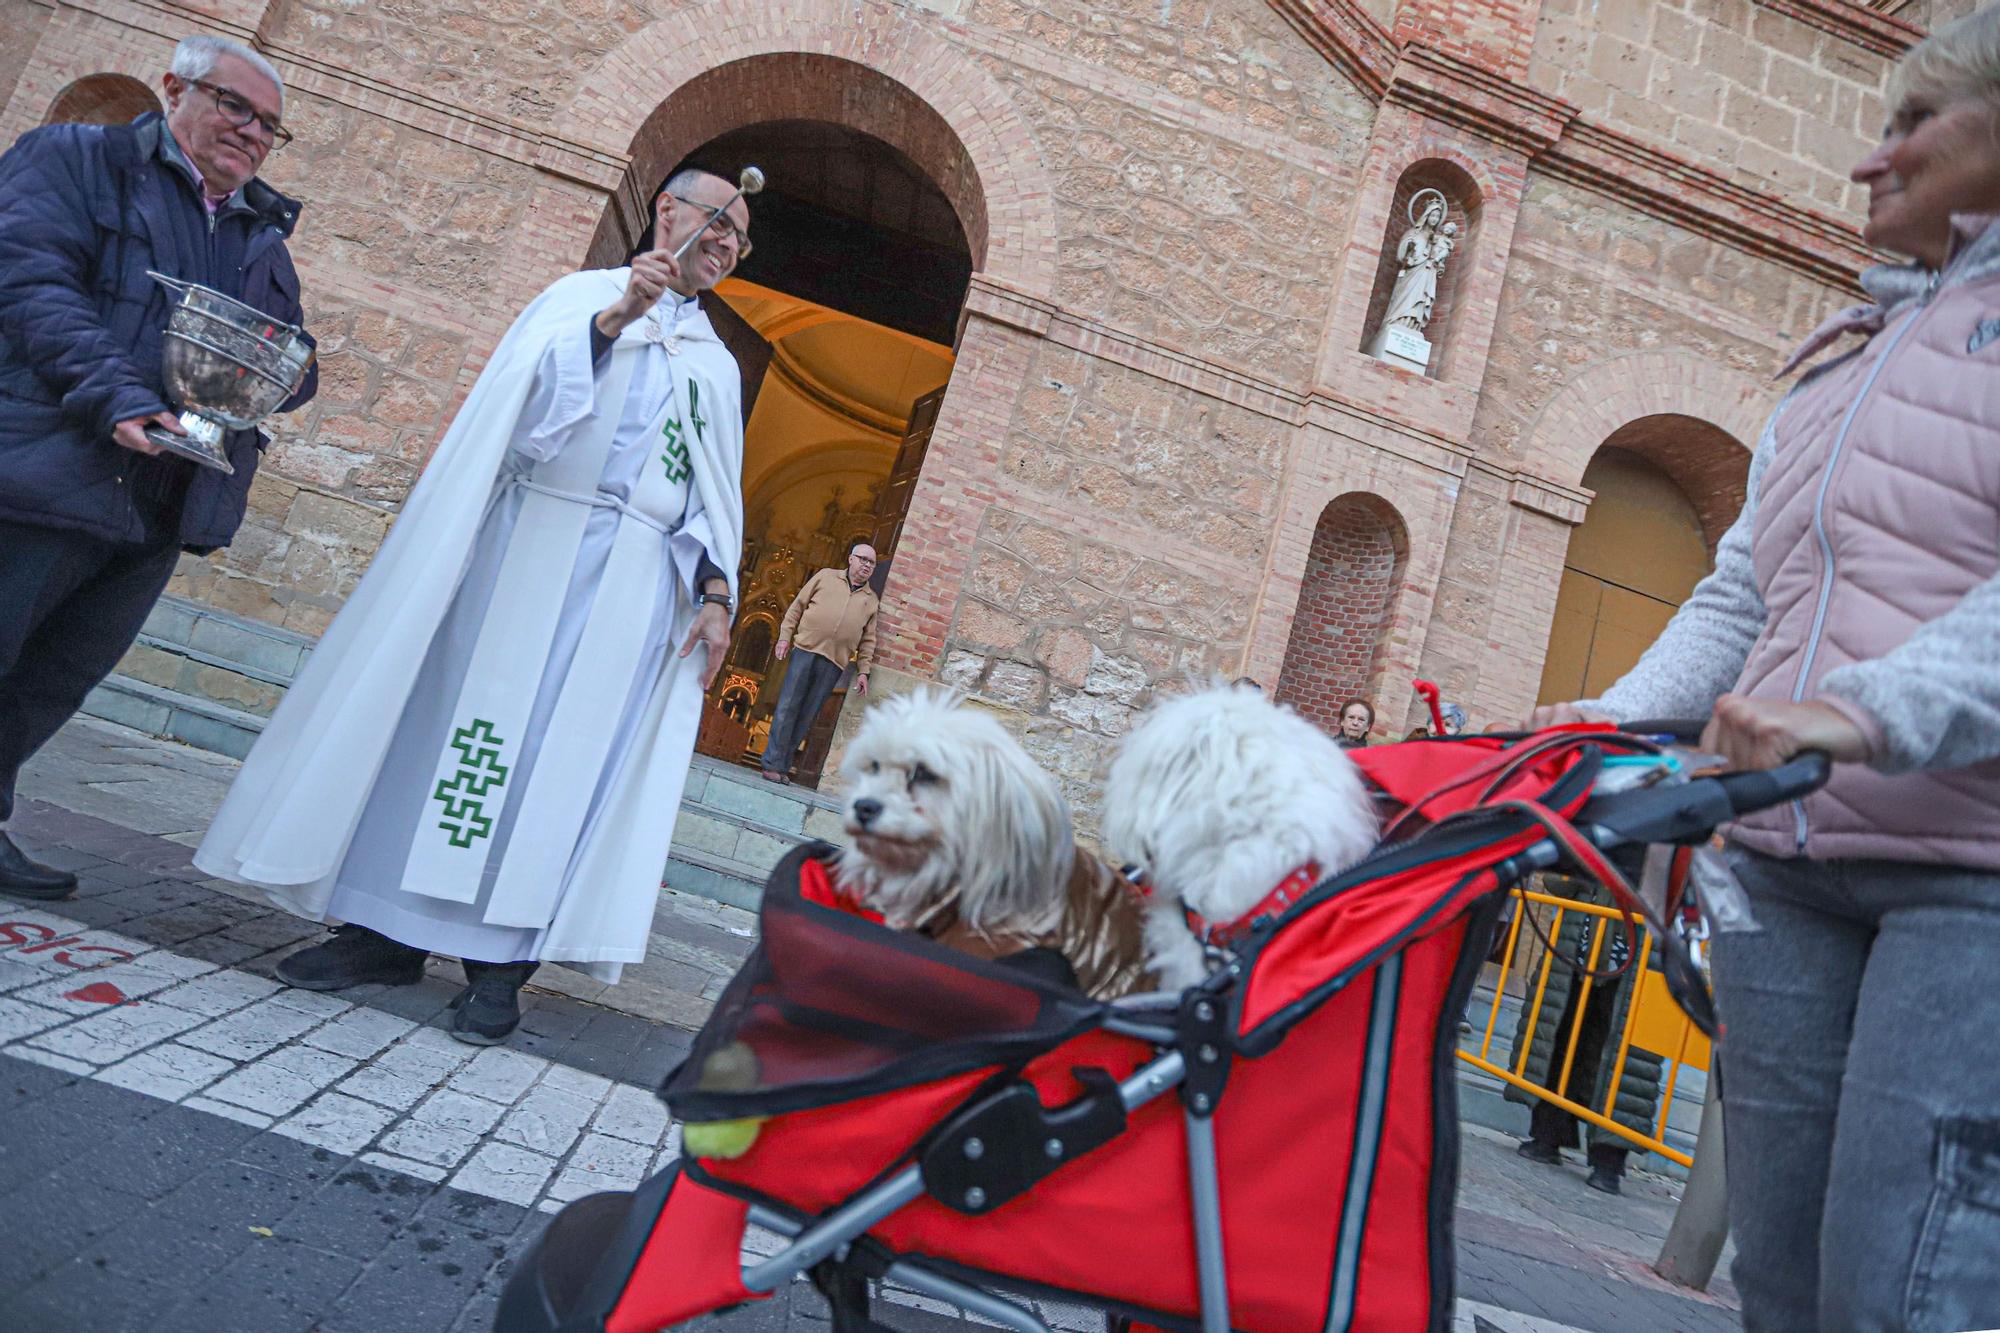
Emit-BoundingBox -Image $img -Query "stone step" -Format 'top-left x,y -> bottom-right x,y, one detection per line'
81,674 -> 268,761
105,595 -> 312,722
664,844 -> 774,913
670,758 -> 849,912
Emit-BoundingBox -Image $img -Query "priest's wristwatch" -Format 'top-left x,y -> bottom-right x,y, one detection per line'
698,591 -> 733,613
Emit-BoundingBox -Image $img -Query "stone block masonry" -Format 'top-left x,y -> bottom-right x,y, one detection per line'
0,0 -> 1907,815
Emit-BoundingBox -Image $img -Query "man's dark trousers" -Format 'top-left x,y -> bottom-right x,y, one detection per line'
760,649 -> 845,776
0,518 -> 179,823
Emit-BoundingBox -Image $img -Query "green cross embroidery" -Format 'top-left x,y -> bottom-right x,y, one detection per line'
660,380 -> 707,485
660,414 -> 690,484
688,380 -> 708,447
433,717 -> 509,850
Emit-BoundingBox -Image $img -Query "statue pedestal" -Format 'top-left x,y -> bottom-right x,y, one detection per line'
1365,323 -> 1432,374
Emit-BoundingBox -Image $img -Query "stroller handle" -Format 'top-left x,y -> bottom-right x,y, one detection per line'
1715,751 -> 1832,817
1575,748 -> 1831,849
1618,717 -> 1706,742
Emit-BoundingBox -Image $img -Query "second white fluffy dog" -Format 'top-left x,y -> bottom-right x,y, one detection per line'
1100,682 -> 1381,989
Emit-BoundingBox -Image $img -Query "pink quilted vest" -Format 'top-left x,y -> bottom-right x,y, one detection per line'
1731,221 -> 2000,866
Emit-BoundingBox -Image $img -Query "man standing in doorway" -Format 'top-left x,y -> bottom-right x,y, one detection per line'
198,170 -> 750,1045
0,35 -> 315,900
761,540 -> 880,784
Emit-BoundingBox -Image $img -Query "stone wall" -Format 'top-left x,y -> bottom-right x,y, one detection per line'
1,0 -> 1920,817
925,334 -> 1285,809
0,0 -> 51,114
1528,0 -> 1891,219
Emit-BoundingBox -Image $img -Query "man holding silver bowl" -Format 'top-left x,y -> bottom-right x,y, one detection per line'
0,34 -> 316,900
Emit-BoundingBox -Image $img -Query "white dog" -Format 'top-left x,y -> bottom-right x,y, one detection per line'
1100,682 -> 1380,989
835,689 -> 1072,941
834,689 -> 1154,998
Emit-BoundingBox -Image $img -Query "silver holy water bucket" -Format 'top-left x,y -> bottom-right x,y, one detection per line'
142,271 -> 315,475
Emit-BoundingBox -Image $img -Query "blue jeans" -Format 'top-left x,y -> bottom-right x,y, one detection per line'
758,649 -> 843,775
1713,845 -> 2000,1332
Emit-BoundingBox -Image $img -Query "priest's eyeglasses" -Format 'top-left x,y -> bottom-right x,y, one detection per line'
191,79 -> 293,148
668,193 -> 753,260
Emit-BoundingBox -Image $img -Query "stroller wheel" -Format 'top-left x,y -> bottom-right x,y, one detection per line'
495,1190 -> 639,1333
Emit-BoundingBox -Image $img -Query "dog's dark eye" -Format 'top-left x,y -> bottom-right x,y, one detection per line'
910,763 -> 940,787
865,760 -> 880,775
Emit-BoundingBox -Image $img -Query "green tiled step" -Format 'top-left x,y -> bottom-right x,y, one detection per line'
82,674 -> 268,761
669,757 -> 849,910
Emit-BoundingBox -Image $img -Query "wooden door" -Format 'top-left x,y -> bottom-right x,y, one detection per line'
866,385 -> 945,595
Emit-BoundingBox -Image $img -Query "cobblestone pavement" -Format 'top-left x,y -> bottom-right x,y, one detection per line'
0,718 -> 1745,1332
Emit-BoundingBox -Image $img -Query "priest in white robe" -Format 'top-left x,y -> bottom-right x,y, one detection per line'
196,169 -> 753,1044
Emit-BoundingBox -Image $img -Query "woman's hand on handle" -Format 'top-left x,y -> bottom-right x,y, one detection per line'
1700,695 -> 1872,771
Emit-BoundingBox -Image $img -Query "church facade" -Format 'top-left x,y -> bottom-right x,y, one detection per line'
0,0 -> 1974,814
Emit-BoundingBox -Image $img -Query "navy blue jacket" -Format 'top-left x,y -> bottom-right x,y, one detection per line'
0,114 -> 316,551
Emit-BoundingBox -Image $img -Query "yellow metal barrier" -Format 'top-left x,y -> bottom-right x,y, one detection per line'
1456,886 -> 1708,1167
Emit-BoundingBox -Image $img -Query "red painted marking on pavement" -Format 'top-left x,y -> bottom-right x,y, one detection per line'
62,981 -> 129,1006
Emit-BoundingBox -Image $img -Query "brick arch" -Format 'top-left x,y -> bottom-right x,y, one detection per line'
559,0 -> 1057,297
1524,349 -> 1770,496
1592,414 -> 1752,552
44,73 -> 159,127
1273,492 -> 1410,735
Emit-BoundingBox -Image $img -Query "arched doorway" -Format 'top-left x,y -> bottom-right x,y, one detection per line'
44,73 -> 158,127
1536,423 -> 1746,703
1274,493 -> 1409,736
649,115 -> 971,784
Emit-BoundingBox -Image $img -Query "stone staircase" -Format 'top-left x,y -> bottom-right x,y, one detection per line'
83,595 -> 309,760
84,595 -> 850,911
667,757 -> 849,910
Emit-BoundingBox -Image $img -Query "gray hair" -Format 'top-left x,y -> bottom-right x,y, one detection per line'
660,166 -> 725,199
1889,4 -> 2000,116
171,35 -> 285,114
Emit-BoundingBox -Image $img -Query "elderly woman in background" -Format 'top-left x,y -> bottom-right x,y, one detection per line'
1336,697 -> 1374,749
1533,8 -> 2000,1329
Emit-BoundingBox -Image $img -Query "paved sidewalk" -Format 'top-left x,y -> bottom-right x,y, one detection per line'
0,718 -> 1744,1332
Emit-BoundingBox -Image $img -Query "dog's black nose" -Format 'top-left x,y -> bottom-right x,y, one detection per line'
851,798 -> 882,828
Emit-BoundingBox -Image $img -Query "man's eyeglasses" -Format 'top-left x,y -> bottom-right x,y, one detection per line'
667,193 -> 752,259
190,79 -> 292,149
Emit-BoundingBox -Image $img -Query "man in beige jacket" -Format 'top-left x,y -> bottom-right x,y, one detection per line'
760,539 -> 880,783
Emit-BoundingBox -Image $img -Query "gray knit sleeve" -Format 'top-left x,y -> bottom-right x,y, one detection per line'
1581,404 -> 1781,724
1819,572 -> 2000,772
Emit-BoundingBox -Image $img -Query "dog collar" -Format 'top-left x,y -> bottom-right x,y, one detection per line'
1188,861 -> 1321,947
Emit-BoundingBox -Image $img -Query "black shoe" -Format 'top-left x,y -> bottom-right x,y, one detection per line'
0,832 -> 79,900
1516,1138 -> 1564,1166
276,924 -> 429,991
1586,1163 -> 1624,1195
449,961 -> 538,1046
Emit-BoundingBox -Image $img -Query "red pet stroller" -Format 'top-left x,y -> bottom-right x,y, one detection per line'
496,725 -> 1826,1333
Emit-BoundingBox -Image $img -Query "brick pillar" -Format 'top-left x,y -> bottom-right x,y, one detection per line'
871,310 -> 1034,680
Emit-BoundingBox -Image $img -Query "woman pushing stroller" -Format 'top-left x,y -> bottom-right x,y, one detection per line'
1534,9 -> 2000,1328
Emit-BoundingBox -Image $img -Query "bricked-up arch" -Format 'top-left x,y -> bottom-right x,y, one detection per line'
1274,493 -> 1410,734
567,0 -> 1057,296
1357,158 -> 1481,379
44,73 -> 158,127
